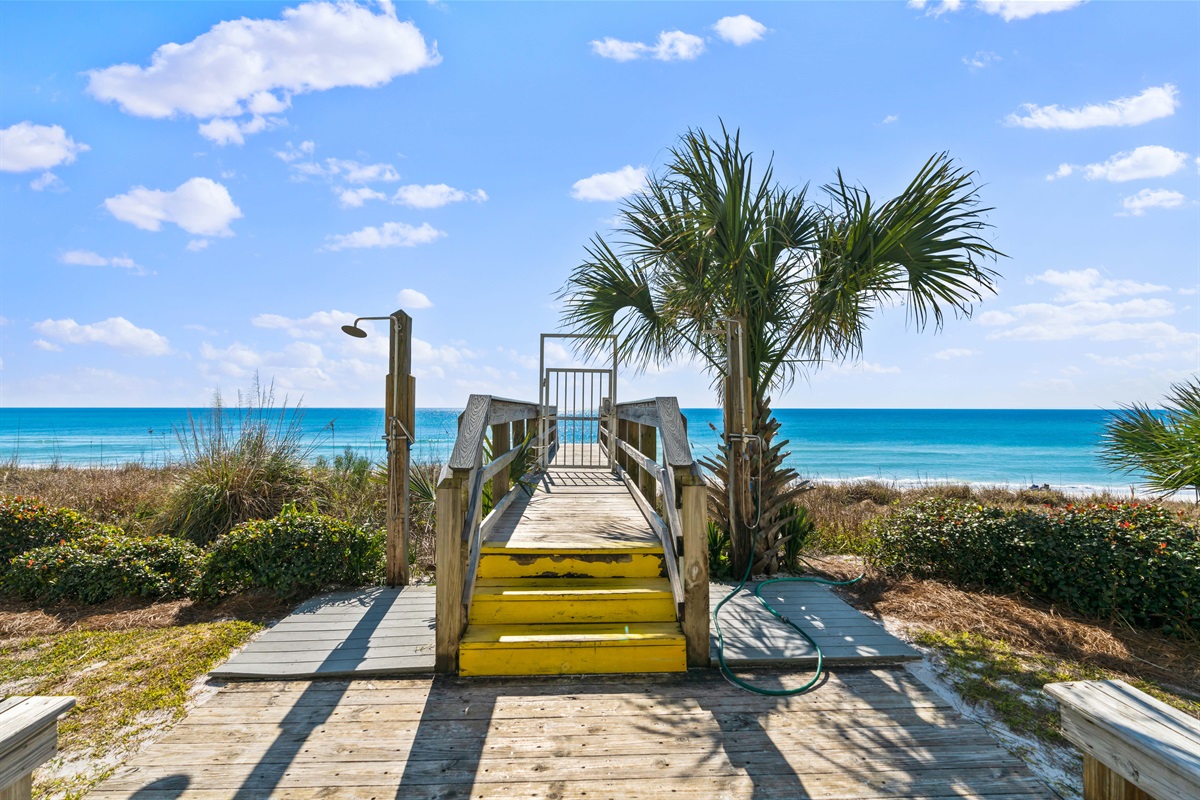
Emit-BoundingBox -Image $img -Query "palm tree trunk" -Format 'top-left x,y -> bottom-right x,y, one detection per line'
701,395 -> 811,578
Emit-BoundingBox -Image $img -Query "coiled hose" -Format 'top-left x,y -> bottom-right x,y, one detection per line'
713,552 -> 864,696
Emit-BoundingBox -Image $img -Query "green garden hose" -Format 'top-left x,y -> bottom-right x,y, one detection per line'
713,554 -> 864,696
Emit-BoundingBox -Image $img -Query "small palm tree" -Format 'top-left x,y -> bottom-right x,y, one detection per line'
1101,379 -> 1200,502
561,125 -> 1003,576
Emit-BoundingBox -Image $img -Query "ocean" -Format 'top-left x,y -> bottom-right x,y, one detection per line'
0,406 -> 1137,495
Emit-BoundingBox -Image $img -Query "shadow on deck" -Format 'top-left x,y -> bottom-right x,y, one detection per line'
93,668 -> 1051,799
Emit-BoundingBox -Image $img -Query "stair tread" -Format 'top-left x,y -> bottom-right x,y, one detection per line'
473,578 -> 674,598
480,544 -> 663,555
461,622 -> 685,647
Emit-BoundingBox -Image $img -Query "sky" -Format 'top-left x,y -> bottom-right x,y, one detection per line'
1,0 -> 1197,410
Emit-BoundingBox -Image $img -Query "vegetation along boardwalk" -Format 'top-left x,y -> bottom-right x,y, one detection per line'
93,668 -> 1052,799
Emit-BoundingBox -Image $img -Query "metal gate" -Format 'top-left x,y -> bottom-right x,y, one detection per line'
539,334 -> 616,469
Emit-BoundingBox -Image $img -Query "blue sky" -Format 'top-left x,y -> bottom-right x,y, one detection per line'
1,0 -> 1197,409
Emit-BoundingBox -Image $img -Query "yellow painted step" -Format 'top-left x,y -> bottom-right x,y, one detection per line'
459,622 -> 687,676
477,546 -> 664,580
469,578 -> 678,625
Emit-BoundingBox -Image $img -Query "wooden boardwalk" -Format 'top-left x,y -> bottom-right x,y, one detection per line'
211,587 -> 436,680
483,466 -> 661,551
94,668 -> 1051,799
214,461 -> 916,680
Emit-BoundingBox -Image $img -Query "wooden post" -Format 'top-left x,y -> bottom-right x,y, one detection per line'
1083,755 -> 1154,800
638,422 -> 657,504
725,315 -> 753,577
491,422 -> 510,505
435,470 -> 467,673
679,463 -> 709,668
386,310 -> 413,587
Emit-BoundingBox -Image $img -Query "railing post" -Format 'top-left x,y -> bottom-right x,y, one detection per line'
638,422 -> 657,504
512,418 -> 525,454
679,463 -> 709,668
435,470 -> 468,673
491,422 -> 510,505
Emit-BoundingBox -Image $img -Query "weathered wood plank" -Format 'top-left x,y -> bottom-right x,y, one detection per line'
1045,679 -> 1200,800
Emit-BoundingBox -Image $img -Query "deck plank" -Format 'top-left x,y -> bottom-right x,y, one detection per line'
94,668 -> 1052,799
710,581 -> 920,666
483,466 -> 660,550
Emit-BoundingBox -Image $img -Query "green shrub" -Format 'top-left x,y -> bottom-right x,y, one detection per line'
779,503 -> 817,572
1,495 -> 96,561
4,531 -> 203,604
157,380 -> 312,546
197,504 -> 383,601
875,499 -> 1200,634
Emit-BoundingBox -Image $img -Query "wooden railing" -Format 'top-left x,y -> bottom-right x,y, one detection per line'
435,395 -> 556,673
601,397 -> 709,667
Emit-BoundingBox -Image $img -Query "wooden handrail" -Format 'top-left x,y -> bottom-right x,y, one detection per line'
436,394 -> 552,673
604,397 -> 709,667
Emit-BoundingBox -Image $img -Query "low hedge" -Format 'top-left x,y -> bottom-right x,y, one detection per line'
1,495 -> 98,561
874,499 -> 1200,635
4,530 -> 204,604
196,504 -> 383,601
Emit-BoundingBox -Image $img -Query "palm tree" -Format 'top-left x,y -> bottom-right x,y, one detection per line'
1101,379 -> 1200,502
560,125 -> 1003,576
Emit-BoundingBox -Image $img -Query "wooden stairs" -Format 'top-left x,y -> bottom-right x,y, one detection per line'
458,536 -> 688,676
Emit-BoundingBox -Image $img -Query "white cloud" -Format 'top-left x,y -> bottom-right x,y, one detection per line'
252,309 -> 357,339
323,221 -> 445,251
1121,188 -> 1186,216
1074,146 -> 1188,182
275,140 -> 315,163
979,1 -> 1086,21
60,250 -> 144,273
1086,351 -> 1173,368
906,0 -> 964,17
713,15 -> 767,45
197,114 -> 282,146
981,298 -> 1186,342
105,177 -> 243,236
0,122 -> 89,172
823,360 -> 901,375
392,184 -> 488,209
186,239 -> 209,252
571,165 -> 647,201
86,2 -> 439,143
932,348 -> 977,360
963,50 -> 1001,70
881,115 -> 899,125
910,0 -> 1084,20
1029,268 -> 1169,303
590,38 -> 646,63
1046,163 -> 1074,181
981,267 -> 1195,347
30,172 -> 65,192
337,187 -> 387,208
294,158 -> 400,184
1006,85 -> 1178,130
591,31 -> 705,62
397,289 -> 433,309
32,339 -> 62,352
33,317 -> 170,355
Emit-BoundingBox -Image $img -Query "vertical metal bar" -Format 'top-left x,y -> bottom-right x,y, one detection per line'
538,334 -> 546,471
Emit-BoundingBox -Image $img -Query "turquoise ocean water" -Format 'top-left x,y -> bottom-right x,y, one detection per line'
0,407 -> 1135,495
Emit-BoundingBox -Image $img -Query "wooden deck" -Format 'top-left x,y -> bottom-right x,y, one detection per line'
94,668 -> 1052,799
213,463 -> 916,680
711,582 -> 919,666
210,587 -> 436,680
483,467 -> 660,551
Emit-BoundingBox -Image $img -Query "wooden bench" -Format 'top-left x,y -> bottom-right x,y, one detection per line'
0,696 -> 75,800
1044,679 -> 1200,800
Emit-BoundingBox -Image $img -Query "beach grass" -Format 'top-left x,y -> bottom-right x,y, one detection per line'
0,593 -> 292,799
